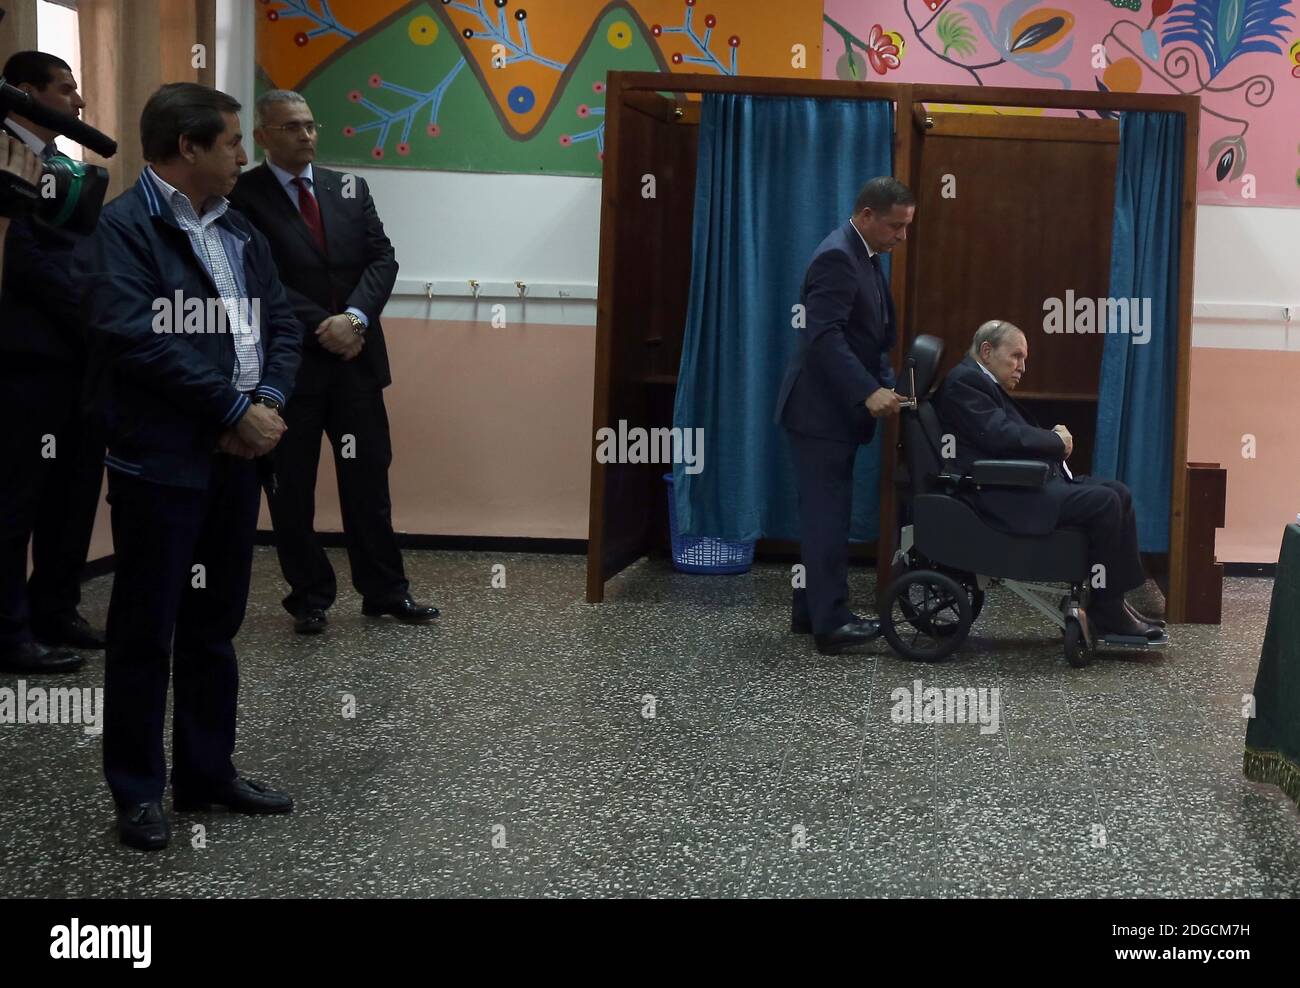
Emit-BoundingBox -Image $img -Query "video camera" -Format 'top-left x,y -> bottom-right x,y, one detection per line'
0,77 -> 117,235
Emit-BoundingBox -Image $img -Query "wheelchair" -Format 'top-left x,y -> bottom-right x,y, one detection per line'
880,335 -> 1169,667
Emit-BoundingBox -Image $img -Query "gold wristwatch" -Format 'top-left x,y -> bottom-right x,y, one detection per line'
343,311 -> 365,335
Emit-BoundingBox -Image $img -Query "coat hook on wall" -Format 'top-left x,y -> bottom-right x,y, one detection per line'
516,281 -> 528,298
424,281 -> 434,300
468,279 -> 481,299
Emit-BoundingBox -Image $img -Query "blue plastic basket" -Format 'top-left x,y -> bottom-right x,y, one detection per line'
663,473 -> 755,574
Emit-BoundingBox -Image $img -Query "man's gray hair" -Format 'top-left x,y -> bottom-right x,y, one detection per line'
969,319 -> 1024,358
254,89 -> 308,127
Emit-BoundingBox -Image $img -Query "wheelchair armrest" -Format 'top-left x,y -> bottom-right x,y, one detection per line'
970,459 -> 1049,488
933,471 -> 966,494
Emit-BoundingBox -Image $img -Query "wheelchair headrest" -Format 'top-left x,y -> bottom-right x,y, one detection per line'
899,334 -> 945,399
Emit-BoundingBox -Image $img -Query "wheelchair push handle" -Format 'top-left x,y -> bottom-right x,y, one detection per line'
894,360 -> 918,410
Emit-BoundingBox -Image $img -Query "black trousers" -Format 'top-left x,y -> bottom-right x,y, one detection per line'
787,430 -> 861,634
1057,477 -> 1146,600
267,371 -> 407,615
0,361 -> 103,648
102,459 -> 258,807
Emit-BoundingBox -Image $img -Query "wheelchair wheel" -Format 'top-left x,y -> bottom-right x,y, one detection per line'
1064,616 -> 1092,668
899,578 -> 983,636
882,570 -> 972,662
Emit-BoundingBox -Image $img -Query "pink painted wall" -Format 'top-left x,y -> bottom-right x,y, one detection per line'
86,318 -> 596,564
1188,346 -> 1300,563
83,329 -> 1290,567
259,318 -> 596,540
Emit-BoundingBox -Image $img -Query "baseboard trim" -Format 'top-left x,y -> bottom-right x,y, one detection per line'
1223,562 -> 1276,578
251,531 -> 588,555
83,555 -> 116,580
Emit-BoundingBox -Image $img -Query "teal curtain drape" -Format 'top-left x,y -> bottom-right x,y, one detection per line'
1094,110 -> 1184,553
671,94 -> 894,541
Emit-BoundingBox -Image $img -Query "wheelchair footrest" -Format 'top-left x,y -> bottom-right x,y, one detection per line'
1095,631 -> 1169,649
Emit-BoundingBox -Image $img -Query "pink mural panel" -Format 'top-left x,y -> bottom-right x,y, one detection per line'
822,0 -> 1300,206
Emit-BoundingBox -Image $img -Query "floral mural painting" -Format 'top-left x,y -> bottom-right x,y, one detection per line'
961,0 -> 1077,87
826,16 -> 907,77
824,0 -> 1300,206
1100,0 -> 1292,194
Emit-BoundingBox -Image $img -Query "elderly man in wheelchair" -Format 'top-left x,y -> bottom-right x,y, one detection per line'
881,321 -> 1167,666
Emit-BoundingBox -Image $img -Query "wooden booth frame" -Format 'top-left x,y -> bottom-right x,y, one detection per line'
586,72 -> 1200,623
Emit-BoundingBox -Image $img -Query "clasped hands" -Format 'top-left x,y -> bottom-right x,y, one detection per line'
1052,424 -> 1073,459
217,403 -> 287,459
316,313 -> 364,360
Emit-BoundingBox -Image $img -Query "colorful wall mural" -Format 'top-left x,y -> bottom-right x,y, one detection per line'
824,0 -> 1300,206
257,1 -> 1300,205
255,0 -> 822,176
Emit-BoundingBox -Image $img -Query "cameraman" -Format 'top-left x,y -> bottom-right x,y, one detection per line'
0,51 -> 102,675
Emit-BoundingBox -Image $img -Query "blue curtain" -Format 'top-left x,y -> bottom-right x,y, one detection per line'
1094,110 -> 1184,553
672,94 -> 894,542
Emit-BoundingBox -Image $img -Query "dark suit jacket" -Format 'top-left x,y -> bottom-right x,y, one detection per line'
934,355 -> 1074,535
774,220 -> 896,444
0,124 -> 85,365
229,162 -> 396,396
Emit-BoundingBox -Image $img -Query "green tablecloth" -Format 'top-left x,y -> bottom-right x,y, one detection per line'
1244,523 -> 1300,808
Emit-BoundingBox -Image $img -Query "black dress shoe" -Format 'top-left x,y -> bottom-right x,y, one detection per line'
361,595 -> 439,623
174,776 -> 294,814
293,609 -> 327,635
1091,598 -> 1163,641
117,802 -> 169,852
793,611 -> 864,634
1124,600 -> 1166,629
32,613 -> 106,650
0,640 -> 85,674
814,618 -> 882,655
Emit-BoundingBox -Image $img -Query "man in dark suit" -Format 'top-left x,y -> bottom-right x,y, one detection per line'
935,319 -> 1163,638
229,89 -> 437,636
77,83 -> 302,850
774,177 -> 911,655
0,51 -> 102,676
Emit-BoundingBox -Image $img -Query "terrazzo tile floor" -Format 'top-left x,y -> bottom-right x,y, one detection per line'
1,548 -> 1296,898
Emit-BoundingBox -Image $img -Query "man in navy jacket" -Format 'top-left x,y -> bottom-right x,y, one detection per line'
935,320 -> 1163,639
774,177 -> 912,655
77,84 -> 302,851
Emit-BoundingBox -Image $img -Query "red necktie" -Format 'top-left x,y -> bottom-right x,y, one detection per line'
292,176 -> 327,254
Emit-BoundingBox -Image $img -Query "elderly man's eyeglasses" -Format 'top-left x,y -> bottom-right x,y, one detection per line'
264,121 -> 318,136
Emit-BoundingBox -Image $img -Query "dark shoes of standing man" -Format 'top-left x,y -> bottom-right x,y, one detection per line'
0,612 -> 105,674
292,594 -> 439,635
792,611 -> 882,655
117,776 -> 294,852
